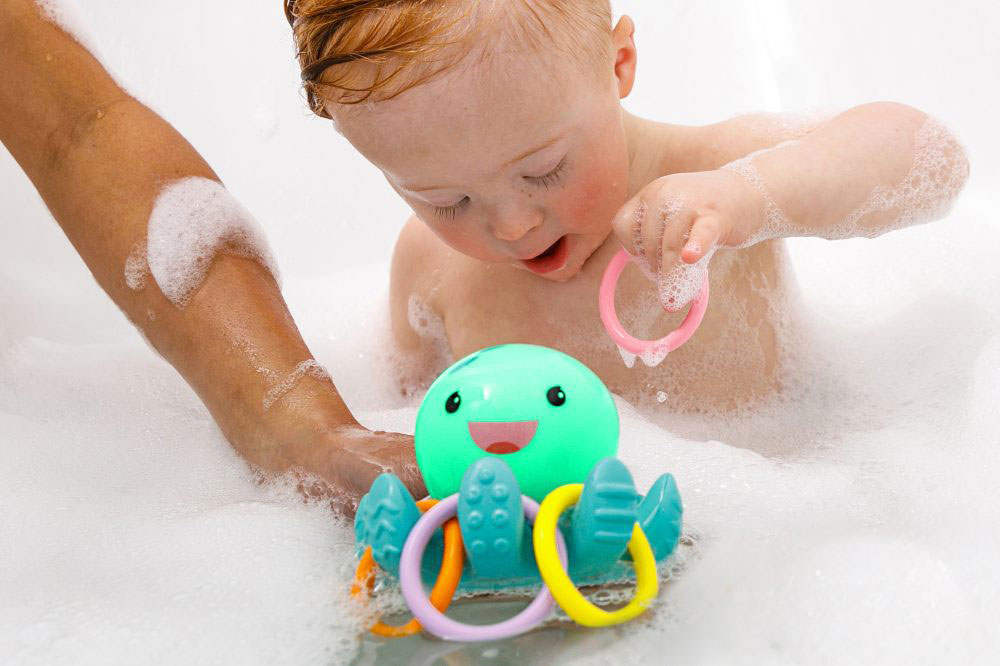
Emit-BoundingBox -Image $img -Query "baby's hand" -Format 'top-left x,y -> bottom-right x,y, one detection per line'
611,170 -> 763,309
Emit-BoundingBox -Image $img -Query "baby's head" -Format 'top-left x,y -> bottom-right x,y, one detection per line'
287,1 -> 637,281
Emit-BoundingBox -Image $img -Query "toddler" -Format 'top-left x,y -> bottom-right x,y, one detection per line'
286,0 -> 968,413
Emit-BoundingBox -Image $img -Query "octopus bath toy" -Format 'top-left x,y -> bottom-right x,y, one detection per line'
352,344 -> 684,641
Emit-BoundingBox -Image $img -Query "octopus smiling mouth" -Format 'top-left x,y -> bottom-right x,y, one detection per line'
467,421 -> 538,454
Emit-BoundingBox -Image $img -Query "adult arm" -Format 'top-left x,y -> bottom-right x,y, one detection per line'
0,0 -> 424,507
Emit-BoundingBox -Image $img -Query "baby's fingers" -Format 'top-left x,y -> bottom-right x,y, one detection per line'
680,213 -> 723,264
610,196 -> 647,258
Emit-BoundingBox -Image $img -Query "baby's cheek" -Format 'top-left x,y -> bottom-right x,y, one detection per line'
423,217 -> 494,261
562,166 -> 626,232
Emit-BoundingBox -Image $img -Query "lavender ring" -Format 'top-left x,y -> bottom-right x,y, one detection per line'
399,494 -> 568,642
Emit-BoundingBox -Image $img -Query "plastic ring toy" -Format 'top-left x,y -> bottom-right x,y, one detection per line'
352,500 -> 441,601
353,499 -> 465,637
599,248 -> 709,355
351,546 -> 377,599
534,483 -> 659,627
399,494 -> 568,642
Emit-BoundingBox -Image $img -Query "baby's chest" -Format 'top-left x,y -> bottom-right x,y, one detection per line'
435,261 -> 685,398
442,266 -> 610,359
430,246 -> 787,411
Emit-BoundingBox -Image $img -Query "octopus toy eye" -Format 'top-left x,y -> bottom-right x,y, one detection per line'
445,391 -> 461,413
546,386 -> 566,406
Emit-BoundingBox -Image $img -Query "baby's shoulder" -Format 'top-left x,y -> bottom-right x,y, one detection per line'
390,215 -> 444,311
388,216 -> 445,371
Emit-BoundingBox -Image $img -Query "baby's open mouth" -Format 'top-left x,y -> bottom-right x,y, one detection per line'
522,236 -> 569,275
467,420 -> 538,454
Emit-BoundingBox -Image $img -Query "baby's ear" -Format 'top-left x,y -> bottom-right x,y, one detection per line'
612,15 -> 637,99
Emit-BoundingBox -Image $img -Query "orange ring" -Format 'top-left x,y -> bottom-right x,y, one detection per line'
351,546 -> 377,599
351,500 -> 439,600
352,498 -> 465,637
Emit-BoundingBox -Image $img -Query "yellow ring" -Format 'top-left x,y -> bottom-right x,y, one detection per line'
533,484 -> 659,627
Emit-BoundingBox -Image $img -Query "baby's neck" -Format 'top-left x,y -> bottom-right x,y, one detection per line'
623,110 -> 674,197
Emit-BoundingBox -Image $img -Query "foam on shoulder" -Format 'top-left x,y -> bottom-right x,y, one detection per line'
145,178 -> 279,308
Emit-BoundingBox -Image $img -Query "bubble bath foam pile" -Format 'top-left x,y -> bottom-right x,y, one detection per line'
6,191 -> 999,666
3,4 -> 997,662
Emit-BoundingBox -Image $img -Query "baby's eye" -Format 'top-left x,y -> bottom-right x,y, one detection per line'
434,197 -> 470,221
526,157 -> 568,189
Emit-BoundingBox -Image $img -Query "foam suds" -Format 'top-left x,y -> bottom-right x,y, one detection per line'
656,247 -> 716,314
721,140 -> 800,245
617,344 -> 637,368
629,201 -> 652,278
145,178 -> 279,308
262,359 -> 331,410
4,197 -> 998,664
626,195 -> 718,340
2,3 -> 996,663
394,295 -> 454,395
836,116 -> 970,238
35,0 -> 102,57
639,345 -> 670,368
727,109 -> 836,143
630,197 -> 688,281
722,116 -> 970,243
124,241 -> 148,290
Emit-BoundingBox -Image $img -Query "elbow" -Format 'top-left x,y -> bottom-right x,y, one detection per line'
845,101 -> 930,135
868,100 -> 970,187
851,102 -> 971,226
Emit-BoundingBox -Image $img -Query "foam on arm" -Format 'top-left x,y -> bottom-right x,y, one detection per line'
143,177 -> 280,308
722,104 -> 970,244
0,0 -> 372,491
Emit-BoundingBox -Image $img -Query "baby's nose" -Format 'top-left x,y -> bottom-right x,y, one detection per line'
490,204 -> 543,243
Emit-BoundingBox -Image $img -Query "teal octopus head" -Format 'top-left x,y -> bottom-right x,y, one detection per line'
414,344 -> 619,501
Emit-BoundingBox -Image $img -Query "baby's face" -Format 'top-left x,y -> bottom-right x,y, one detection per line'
334,37 -> 633,281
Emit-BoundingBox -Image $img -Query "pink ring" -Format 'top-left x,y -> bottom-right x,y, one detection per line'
399,494 -> 568,642
599,248 -> 710,355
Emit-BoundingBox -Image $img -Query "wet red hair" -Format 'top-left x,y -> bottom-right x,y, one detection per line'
284,0 -> 613,116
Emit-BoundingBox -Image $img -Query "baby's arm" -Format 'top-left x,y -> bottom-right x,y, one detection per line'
0,0 -> 423,507
721,103 -> 969,242
613,105 -> 968,306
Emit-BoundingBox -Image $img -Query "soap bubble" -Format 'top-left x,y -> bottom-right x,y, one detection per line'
145,178 -> 279,308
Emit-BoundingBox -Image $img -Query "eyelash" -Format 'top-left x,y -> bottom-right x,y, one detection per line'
528,157 -> 568,189
434,197 -> 469,221
431,157 -> 568,220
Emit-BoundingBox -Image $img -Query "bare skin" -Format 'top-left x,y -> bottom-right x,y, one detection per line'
329,15 -> 954,412
0,0 -> 424,507
388,118 -> 792,411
